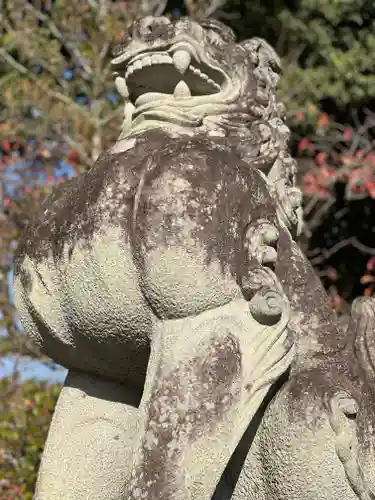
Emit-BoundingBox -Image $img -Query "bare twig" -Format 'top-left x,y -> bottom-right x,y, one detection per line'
0,48 -> 94,122
305,197 -> 335,231
308,247 -> 322,258
199,0 -> 227,18
184,0 -> 228,18
99,41 -> 111,62
99,105 -> 123,126
24,3 -> 93,78
50,123 -> 92,168
140,0 -> 168,16
303,195 -> 321,217
87,0 -> 99,8
97,0 -> 109,23
309,237 -> 375,266
214,10 -> 241,20
334,207 -> 349,220
0,356 -> 20,401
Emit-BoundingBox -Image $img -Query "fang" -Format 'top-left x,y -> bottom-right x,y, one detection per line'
174,80 -> 191,98
172,50 -> 191,74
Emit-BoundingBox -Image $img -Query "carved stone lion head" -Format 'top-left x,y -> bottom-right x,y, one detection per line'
111,16 -> 285,145
111,16 -> 302,236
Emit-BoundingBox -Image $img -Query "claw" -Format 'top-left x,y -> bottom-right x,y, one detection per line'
262,225 -> 279,246
245,219 -> 279,267
260,246 -> 278,265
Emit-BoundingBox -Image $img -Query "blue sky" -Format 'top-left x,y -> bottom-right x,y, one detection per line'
1,157 -> 75,383
1,257 -> 67,383
0,355 -> 67,383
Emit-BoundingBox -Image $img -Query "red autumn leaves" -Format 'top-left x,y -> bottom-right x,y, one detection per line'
295,111 -> 375,200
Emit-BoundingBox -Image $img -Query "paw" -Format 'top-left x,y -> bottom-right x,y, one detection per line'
242,266 -> 289,326
245,218 -> 279,268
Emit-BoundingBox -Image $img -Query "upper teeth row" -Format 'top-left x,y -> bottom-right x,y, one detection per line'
116,49 -> 221,95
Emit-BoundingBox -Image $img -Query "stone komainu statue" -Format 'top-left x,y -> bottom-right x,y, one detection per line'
13,16 -> 375,500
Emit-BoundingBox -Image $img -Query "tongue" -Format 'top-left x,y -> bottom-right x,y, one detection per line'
134,80 -> 192,107
135,92 -> 169,107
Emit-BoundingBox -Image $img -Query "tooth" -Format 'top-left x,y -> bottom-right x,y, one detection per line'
174,80 -> 191,98
126,65 -> 135,77
173,50 -> 191,74
143,56 -> 152,66
115,76 -> 129,98
122,102 -> 135,135
160,54 -> 171,64
124,101 -> 135,115
151,54 -> 163,64
134,60 -> 142,70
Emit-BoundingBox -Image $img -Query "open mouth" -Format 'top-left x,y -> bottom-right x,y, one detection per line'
113,47 -> 225,107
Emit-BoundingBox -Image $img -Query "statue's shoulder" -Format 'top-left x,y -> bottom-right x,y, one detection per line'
13,132 -> 158,263
15,131 -> 272,266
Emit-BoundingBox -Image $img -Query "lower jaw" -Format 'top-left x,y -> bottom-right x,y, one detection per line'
120,115 -> 201,139
119,101 -> 217,137
118,86 -> 239,138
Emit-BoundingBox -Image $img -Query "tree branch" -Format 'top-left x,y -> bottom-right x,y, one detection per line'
140,0 -> 168,16
305,198 -> 335,232
50,123 -> 92,168
24,3 -> 93,79
99,105 -> 123,126
309,237 -> 375,266
199,0 -> 227,18
0,48 -> 94,122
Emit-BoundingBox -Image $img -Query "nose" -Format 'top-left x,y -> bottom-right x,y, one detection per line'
128,16 -> 172,41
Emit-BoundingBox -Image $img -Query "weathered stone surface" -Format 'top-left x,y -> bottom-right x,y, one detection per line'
14,128 -> 295,500
12,14 -> 375,500
33,371 -> 139,500
229,297 -> 375,500
14,132 -> 288,383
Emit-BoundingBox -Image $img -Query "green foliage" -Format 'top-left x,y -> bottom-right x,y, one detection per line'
221,0 -> 375,114
0,377 -> 61,499
279,0 -> 375,110
0,0 -> 128,163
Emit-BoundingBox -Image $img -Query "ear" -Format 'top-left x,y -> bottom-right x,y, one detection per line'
199,19 -> 236,43
332,391 -> 358,416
